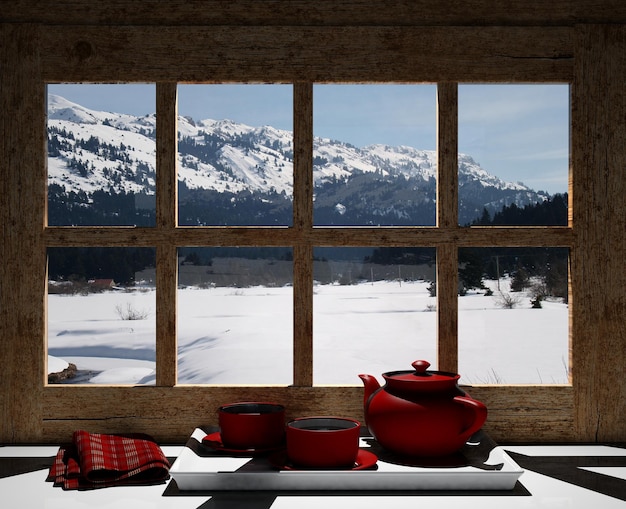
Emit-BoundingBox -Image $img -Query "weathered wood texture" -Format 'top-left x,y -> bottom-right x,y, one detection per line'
467,385 -> 576,442
41,385 -> 574,444
292,84 -> 314,386
43,226 -> 575,248
155,83 -> 179,386
436,83 -> 459,372
437,244 -> 459,373
437,83 -> 459,231
37,26 -> 573,83
571,25 -> 626,442
0,24 -> 46,442
3,0 -> 626,26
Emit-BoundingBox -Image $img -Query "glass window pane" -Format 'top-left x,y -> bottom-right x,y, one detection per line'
47,247 -> 156,384
47,84 -> 156,226
313,84 -> 437,226
177,84 -> 293,226
177,247 -> 293,384
458,84 -> 569,226
313,247 -> 437,384
458,247 -> 569,384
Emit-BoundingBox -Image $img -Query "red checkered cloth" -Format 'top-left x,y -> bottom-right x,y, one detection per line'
47,430 -> 170,490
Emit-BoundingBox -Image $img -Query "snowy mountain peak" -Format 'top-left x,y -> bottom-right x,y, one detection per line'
48,94 -> 103,125
46,95 -> 550,225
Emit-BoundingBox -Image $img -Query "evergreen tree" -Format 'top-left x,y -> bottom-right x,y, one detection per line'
510,267 -> 530,292
459,249 -> 485,291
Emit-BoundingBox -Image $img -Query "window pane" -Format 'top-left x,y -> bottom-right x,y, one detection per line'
458,247 -> 569,384
47,247 -> 156,384
177,84 -> 293,226
458,84 -> 569,226
47,84 -> 156,226
313,84 -> 437,226
176,247 -> 293,384
313,247 -> 437,384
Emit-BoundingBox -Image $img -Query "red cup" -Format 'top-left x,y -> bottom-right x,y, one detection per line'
218,402 -> 285,450
286,416 -> 361,468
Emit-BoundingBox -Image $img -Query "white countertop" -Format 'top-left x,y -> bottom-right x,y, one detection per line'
1,443 -> 625,508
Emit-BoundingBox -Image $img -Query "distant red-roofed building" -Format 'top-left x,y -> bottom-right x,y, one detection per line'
89,278 -> 116,289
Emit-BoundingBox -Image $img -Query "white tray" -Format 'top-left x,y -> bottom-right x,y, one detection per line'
170,427 -> 524,491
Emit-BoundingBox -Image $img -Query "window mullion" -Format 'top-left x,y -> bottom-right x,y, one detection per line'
436,82 -> 459,373
437,82 -> 459,229
436,244 -> 459,373
292,82 -> 314,386
155,82 -> 178,386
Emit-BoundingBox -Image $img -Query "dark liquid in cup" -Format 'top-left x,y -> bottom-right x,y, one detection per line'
221,403 -> 284,415
302,425 -> 346,431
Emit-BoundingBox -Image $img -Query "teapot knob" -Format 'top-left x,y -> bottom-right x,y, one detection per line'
412,360 -> 431,374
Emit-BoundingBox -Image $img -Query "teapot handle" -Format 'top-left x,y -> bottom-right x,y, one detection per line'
453,395 -> 488,440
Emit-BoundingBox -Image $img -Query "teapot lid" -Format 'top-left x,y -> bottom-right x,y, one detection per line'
382,360 -> 460,392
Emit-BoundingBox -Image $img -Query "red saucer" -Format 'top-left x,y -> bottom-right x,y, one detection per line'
202,431 -> 284,454
269,448 -> 378,471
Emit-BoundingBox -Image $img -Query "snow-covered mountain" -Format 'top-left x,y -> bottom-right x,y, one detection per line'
47,94 -> 550,226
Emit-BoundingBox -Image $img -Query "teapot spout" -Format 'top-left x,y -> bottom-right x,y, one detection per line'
358,374 -> 381,407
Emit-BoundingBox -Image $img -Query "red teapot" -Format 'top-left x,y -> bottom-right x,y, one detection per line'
359,360 -> 487,457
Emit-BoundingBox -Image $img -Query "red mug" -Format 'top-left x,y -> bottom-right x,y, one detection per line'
286,416 -> 361,468
218,402 -> 285,450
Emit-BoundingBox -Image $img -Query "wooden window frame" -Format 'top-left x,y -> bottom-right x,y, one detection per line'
1,22 -> 624,444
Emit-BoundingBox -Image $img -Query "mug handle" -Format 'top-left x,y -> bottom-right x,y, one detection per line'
453,395 -> 488,440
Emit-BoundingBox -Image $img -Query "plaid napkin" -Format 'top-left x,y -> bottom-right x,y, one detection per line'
47,430 -> 170,490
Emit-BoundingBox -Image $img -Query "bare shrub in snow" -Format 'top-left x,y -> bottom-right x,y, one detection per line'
494,291 -> 522,309
115,302 -> 149,320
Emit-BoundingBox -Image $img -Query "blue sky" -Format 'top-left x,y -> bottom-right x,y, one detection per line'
48,83 -> 569,194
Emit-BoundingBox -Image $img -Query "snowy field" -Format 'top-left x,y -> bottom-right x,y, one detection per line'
47,279 -> 569,386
